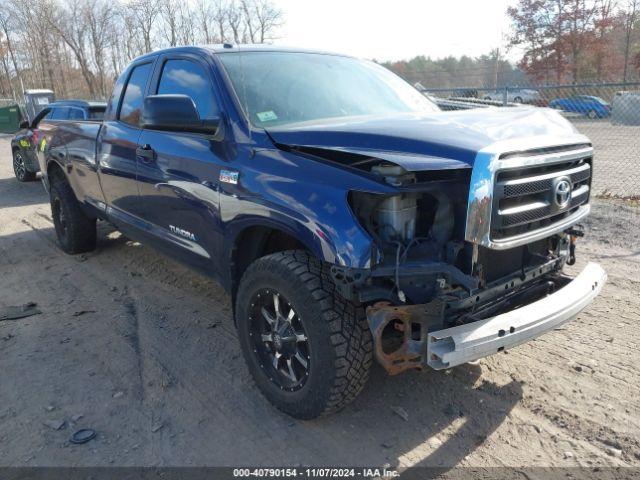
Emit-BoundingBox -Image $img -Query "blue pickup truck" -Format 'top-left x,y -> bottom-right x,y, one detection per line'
36,45 -> 606,419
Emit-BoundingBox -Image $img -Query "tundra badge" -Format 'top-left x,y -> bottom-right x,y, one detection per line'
170,225 -> 197,241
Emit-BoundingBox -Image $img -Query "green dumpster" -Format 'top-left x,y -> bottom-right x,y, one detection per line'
0,104 -> 23,134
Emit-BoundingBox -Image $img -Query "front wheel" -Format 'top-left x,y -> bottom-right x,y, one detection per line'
235,251 -> 373,419
587,109 -> 598,119
13,150 -> 36,182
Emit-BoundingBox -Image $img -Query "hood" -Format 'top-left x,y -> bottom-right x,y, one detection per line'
266,107 -> 581,171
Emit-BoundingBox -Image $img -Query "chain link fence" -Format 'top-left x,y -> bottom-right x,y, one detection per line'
416,83 -> 640,199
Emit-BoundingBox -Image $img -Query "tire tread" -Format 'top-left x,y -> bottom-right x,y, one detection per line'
237,250 -> 373,418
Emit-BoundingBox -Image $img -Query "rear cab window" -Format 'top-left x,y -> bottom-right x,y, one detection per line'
88,107 -> 106,120
68,108 -> 86,120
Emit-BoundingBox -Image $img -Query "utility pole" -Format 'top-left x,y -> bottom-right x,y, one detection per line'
494,47 -> 500,89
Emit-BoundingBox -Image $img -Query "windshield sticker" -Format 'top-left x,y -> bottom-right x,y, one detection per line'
256,111 -> 278,122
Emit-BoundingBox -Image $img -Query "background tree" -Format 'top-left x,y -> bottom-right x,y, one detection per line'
0,0 -> 283,101
508,0 -> 640,83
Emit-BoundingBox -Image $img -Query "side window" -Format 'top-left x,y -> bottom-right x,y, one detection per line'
157,59 -> 218,119
119,62 -> 153,126
68,108 -> 85,120
50,107 -> 70,120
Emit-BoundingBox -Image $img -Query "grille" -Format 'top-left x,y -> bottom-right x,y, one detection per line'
491,153 -> 592,240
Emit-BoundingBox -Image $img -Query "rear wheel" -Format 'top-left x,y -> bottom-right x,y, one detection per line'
13,150 -> 36,182
235,250 -> 372,419
513,96 -> 523,103
50,172 -> 97,254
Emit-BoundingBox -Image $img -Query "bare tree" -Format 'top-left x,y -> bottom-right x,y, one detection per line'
252,0 -> 283,43
130,0 -> 160,53
44,0 -> 98,96
160,0 -> 179,47
241,0 -> 257,42
213,0 -> 229,42
0,4 -> 24,95
0,0 -> 284,99
622,0 -> 639,81
85,0 -> 114,97
227,1 -> 245,43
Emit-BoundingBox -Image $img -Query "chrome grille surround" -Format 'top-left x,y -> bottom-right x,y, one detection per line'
465,136 -> 593,250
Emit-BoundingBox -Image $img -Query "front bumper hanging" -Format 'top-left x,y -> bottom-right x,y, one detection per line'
366,262 -> 606,373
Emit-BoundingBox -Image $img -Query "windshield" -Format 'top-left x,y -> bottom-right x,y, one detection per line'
218,52 -> 439,128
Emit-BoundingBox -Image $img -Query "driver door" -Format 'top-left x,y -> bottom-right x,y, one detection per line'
135,54 -> 228,278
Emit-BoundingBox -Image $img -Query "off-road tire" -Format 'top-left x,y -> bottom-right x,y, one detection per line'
13,150 -> 36,182
50,171 -> 97,254
235,250 -> 373,419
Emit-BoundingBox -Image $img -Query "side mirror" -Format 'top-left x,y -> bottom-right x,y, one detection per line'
141,94 -> 219,135
19,120 -> 29,129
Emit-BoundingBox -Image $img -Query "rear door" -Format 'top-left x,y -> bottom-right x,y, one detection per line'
135,53 -> 227,276
97,60 -> 155,222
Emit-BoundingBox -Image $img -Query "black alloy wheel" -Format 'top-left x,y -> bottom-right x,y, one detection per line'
249,289 -> 310,392
235,250 -> 373,419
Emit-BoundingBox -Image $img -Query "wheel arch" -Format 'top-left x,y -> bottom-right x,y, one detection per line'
228,221 -> 316,301
46,159 -> 65,181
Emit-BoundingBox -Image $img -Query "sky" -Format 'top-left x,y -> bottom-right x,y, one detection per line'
270,0 -> 520,63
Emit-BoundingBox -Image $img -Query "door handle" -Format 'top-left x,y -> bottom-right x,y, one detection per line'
136,144 -> 155,162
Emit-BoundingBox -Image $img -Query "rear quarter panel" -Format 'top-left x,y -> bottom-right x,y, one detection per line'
39,120 -> 105,209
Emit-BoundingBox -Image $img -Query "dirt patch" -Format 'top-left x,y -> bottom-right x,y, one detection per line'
0,137 -> 638,470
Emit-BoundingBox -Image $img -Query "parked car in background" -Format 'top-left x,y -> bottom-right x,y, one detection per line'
483,88 -> 543,105
549,95 -> 611,119
10,100 -> 106,182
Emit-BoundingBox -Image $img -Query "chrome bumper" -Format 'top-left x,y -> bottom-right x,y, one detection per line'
427,262 -> 606,369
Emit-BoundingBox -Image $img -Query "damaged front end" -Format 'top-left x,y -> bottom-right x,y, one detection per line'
332,142 -> 605,374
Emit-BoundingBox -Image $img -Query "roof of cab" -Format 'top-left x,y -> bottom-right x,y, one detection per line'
131,44 -> 352,62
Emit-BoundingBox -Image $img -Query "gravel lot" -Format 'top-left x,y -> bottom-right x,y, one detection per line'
0,135 -> 639,473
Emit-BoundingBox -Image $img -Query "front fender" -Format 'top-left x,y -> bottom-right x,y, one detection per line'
222,148 -> 391,269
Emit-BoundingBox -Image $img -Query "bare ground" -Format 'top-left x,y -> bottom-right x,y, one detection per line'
0,136 -> 639,470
